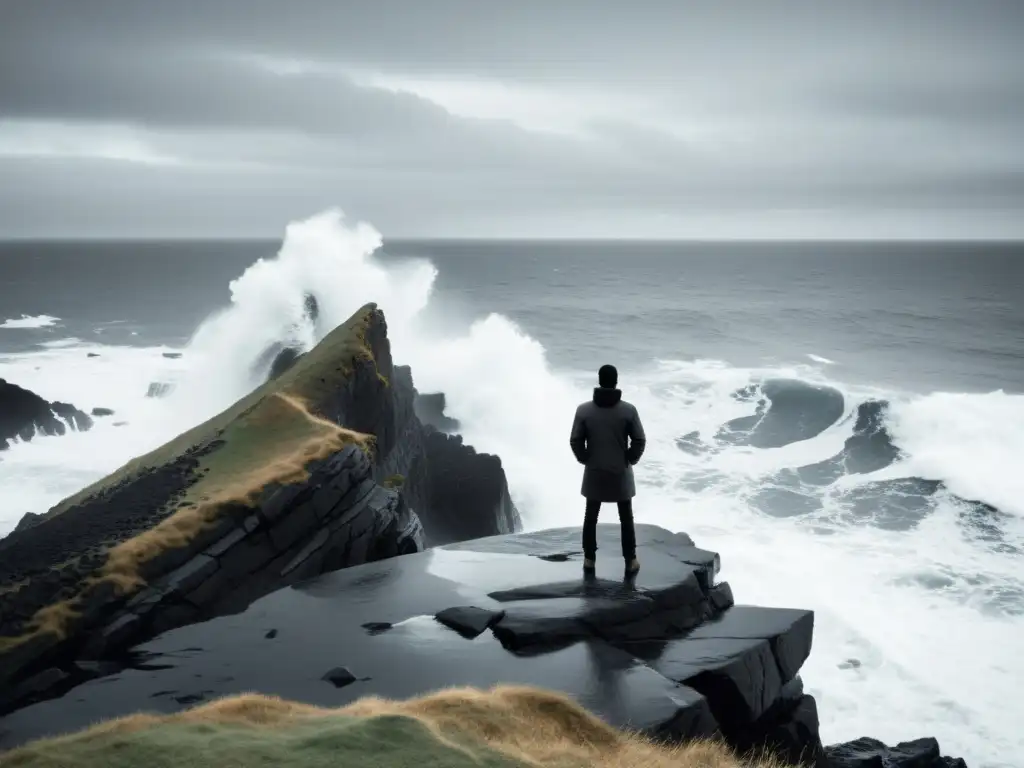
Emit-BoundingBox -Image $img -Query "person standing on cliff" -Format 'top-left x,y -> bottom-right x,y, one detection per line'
569,364 -> 646,574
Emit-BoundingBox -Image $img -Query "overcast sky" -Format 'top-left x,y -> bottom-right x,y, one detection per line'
1,1 -> 1022,239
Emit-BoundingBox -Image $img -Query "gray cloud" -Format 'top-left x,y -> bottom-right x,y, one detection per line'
1,0 -> 1023,237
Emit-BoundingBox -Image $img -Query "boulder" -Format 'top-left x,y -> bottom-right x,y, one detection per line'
0,379 -> 93,450
90,407 -> 115,418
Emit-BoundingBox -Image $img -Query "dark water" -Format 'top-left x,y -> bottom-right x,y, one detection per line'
1,239 -> 1022,394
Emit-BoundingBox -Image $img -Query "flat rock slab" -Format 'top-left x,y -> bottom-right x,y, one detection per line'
0,524 -> 777,753
617,605 -> 812,729
685,605 -> 814,682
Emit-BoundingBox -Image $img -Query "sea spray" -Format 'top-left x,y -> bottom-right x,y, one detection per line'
0,209 -> 1021,765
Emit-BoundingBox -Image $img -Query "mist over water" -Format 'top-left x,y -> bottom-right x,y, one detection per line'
1,210 -> 1022,767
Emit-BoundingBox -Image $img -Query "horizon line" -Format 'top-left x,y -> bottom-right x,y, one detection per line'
2,235 -> 1023,245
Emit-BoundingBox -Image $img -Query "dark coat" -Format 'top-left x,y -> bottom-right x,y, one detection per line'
569,387 -> 647,501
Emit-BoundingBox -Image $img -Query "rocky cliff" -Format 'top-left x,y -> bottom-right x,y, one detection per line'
0,304 -> 519,713
0,379 -> 93,451
0,524 -> 967,768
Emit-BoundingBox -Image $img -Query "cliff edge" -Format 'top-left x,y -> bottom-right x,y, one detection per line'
0,304 -> 519,712
0,524 -> 967,768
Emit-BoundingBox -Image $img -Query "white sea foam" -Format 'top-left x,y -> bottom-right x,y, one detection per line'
0,209 -> 1020,767
0,314 -> 61,330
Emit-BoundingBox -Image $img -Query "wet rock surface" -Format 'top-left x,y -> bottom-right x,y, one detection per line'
0,524 -> 970,766
825,736 -> 966,768
0,378 -> 93,451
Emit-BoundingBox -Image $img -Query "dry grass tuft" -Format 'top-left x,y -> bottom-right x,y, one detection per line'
0,686 -> 802,768
98,392 -> 372,594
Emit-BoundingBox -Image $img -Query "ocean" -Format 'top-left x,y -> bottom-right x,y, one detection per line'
0,210 -> 1022,766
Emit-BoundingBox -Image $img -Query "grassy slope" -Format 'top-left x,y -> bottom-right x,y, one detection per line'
0,305 -> 383,653
47,303 -> 381,520
0,686 -> 797,768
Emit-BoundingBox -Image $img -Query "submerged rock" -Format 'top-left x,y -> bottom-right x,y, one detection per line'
145,382 -> 173,399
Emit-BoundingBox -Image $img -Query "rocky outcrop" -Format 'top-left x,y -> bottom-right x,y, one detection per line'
373,365 -> 520,546
413,392 -> 460,432
0,304 -> 517,715
405,431 -> 519,545
0,379 -> 93,450
0,524 -> 968,768
11,513 -> 44,534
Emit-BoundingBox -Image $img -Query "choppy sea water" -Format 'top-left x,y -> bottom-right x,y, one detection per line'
1,211 -> 1022,766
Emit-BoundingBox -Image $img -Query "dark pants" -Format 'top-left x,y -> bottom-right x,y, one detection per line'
583,499 -> 637,561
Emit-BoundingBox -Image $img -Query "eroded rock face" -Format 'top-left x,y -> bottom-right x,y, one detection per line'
408,432 -> 520,546
0,379 -> 93,450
